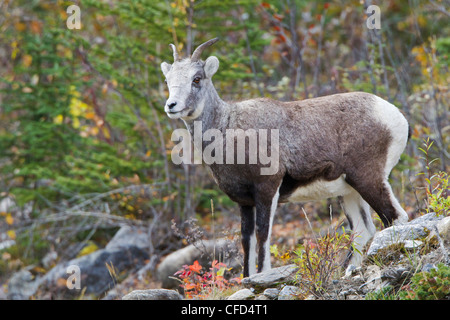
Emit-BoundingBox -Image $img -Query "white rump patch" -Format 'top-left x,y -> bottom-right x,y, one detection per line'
287,175 -> 353,203
371,96 -> 409,177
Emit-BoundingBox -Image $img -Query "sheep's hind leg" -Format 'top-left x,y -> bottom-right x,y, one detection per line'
345,171 -> 408,227
340,191 -> 376,266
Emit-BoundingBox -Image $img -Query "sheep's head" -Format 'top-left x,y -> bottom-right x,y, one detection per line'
161,38 -> 219,120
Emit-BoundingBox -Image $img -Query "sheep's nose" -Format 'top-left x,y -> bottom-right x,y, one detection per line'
167,102 -> 177,110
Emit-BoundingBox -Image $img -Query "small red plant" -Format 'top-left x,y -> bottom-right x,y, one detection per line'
174,260 -> 240,299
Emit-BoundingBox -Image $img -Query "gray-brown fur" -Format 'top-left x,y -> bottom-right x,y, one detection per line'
161,38 -> 410,277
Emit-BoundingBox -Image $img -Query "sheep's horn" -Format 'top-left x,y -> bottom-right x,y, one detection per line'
191,38 -> 219,62
169,44 -> 180,61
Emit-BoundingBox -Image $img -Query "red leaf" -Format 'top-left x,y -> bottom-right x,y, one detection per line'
189,260 -> 202,273
273,14 -> 284,21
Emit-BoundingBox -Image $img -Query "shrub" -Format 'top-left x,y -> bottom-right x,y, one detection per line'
292,225 -> 355,298
400,263 -> 450,300
174,260 -> 240,299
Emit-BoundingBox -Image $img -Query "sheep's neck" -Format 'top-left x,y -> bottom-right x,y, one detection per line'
183,83 -> 228,137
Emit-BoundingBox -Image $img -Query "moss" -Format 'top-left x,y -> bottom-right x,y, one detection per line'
420,234 -> 440,255
369,242 -> 407,265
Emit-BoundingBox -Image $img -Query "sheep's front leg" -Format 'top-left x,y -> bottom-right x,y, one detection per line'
240,205 -> 256,277
255,185 -> 280,273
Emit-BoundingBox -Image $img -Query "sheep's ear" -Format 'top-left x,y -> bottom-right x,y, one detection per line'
204,56 -> 219,79
161,62 -> 172,76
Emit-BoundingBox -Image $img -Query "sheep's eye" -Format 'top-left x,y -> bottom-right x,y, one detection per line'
193,77 -> 201,84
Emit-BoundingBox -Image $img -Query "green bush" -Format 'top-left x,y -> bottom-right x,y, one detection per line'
400,264 -> 450,300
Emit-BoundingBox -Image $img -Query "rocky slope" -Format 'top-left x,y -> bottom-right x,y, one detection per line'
124,212 -> 450,300
4,212 -> 449,300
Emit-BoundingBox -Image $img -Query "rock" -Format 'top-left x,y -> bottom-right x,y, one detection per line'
0,196 -> 15,212
436,217 -> 450,245
105,225 -> 150,251
42,251 -> 58,269
344,264 -> 360,278
345,264 -> 357,277
422,263 -> 438,272
361,265 -> 383,292
227,288 -> 255,300
157,239 -> 238,289
122,289 -> 183,300
0,239 -> 15,251
263,288 -> 279,300
402,240 -> 423,250
241,264 -> 298,290
35,226 -> 150,299
339,288 -> 358,299
367,212 -> 444,258
7,270 -> 41,300
0,196 -> 32,219
427,216 -> 450,247
381,265 -> 412,286
278,285 -> 300,300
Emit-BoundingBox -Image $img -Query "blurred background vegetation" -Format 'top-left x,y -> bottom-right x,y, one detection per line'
0,0 -> 448,288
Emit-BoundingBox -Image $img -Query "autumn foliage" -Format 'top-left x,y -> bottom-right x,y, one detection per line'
174,260 -> 240,299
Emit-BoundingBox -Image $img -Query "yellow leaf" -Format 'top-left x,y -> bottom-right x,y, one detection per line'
11,41 -> 19,60
6,213 -> 14,225
124,214 -> 136,220
85,112 -> 96,120
32,266 -> 47,274
216,267 -> 226,277
102,127 -> 110,139
7,230 -> 16,240
14,22 -> 26,32
72,117 -> 80,129
22,54 -> 32,67
281,252 -> 291,261
417,15 -> 427,27
54,114 -> 63,124
77,242 -> 99,257
90,126 -> 99,136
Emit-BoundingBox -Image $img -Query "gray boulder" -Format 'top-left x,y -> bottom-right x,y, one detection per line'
241,264 -> 298,290
122,289 -> 182,300
227,288 -> 255,300
39,245 -> 149,298
7,269 -> 41,300
278,285 -> 301,300
19,225 -> 151,299
367,212 -> 444,257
